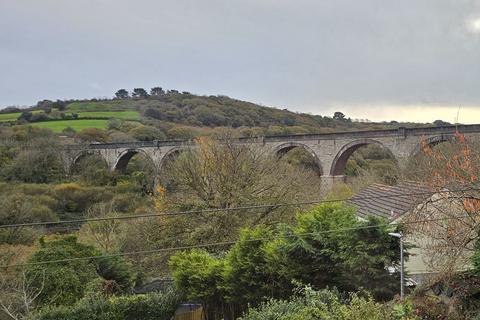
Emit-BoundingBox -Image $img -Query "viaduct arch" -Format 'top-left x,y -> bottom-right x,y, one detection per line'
274,142 -> 324,175
329,138 -> 395,176
62,124 -> 480,191
113,148 -> 156,172
70,150 -> 108,174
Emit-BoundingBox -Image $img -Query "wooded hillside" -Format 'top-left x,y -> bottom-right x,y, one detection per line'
0,88 -> 430,141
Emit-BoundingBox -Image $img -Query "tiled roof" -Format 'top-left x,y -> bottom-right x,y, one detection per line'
347,181 -> 430,221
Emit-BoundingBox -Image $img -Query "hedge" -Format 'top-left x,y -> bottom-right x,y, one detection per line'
29,290 -> 182,320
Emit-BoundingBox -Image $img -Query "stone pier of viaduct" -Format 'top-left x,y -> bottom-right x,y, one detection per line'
63,124 -> 480,190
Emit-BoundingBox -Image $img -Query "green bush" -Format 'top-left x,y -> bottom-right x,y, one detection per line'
169,249 -> 225,318
473,239 -> 480,274
239,285 -> 398,320
26,236 -> 101,307
0,192 -> 58,244
29,290 -> 183,320
96,256 -> 135,292
128,125 -> 166,141
169,203 -> 405,318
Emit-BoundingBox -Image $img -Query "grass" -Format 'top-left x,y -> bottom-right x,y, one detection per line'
29,120 -> 109,133
77,111 -> 140,120
0,113 -> 21,122
1,101 -> 141,132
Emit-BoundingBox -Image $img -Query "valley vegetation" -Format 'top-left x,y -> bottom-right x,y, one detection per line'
0,90 -> 478,319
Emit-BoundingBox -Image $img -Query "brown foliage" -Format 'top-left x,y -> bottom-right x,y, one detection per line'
406,133 -> 480,276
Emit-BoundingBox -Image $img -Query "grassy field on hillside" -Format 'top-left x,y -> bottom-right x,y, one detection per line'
30,119 -> 109,132
0,113 -> 21,122
77,111 -> 140,120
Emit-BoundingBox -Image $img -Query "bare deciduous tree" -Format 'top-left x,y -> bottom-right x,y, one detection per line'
405,133 -> 480,276
0,245 -> 41,320
78,202 -> 122,253
0,271 -> 45,320
122,137 -> 323,273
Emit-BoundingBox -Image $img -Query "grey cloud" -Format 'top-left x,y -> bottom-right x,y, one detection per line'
0,0 -> 479,122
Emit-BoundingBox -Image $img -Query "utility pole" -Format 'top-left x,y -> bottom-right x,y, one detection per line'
388,232 -> 404,299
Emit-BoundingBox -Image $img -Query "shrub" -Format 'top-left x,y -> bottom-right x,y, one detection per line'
95,256 -> 135,292
128,125 -> 166,141
0,192 -> 58,244
29,290 -> 183,320
30,113 -> 50,122
76,128 -> 109,143
473,239 -> 480,274
169,203 -> 405,318
26,236 -> 100,307
169,249 -> 225,318
239,286 -> 398,320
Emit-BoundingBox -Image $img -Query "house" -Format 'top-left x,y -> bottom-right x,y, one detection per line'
347,181 -> 475,285
347,181 -> 429,221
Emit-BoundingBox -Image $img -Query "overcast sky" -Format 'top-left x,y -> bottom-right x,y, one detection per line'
1,0 -> 480,123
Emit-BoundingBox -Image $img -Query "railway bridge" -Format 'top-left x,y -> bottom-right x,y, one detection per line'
63,124 -> 480,190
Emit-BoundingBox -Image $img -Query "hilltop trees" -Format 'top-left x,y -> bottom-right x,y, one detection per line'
150,87 -> 165,96
114,86 -> 165,98
333,111 -> 352,123
433,119 -> 451,127
114,89 -> 129,99
333,111 -> 346,121
132,88 -> 149,98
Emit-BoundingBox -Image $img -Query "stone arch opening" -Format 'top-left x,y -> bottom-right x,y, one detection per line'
410,134 -> 455,158
274,142 -> 323,176
330,139 -> 397,177
114,149 -> 153,172
70,151 -> 110,185
71,151 -> 108,174
114,149 -> 157,192
157,147 -> 189,191
405,134 -> 458,181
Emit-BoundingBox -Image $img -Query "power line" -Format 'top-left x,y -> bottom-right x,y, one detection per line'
1,213 -> 472,269
0,188 -> 476,229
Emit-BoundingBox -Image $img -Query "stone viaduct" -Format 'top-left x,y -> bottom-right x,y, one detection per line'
63,124 -> 480,190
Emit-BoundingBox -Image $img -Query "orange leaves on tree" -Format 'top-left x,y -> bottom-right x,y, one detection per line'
421,132 -> 478,189
463,198 -> 480,214
153,185 -> 168,212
